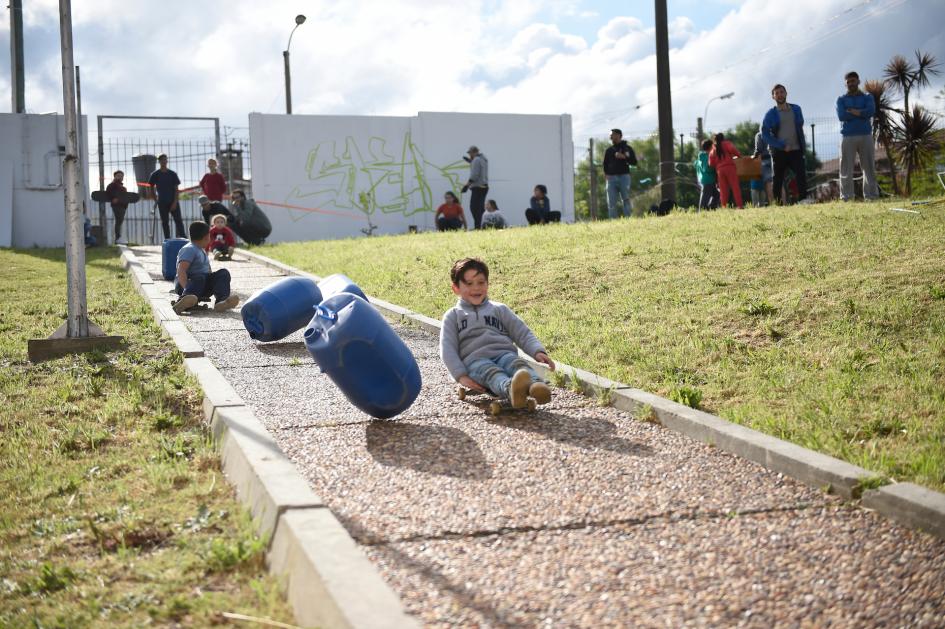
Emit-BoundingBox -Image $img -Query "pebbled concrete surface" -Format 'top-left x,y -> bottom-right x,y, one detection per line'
133,246 -> 945,628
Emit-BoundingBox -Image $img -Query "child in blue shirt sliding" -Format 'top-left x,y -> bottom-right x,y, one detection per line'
173,221 -> 240,314
439,257 -> 555,408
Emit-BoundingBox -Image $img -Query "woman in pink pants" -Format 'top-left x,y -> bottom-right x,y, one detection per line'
709,133 -> 743,209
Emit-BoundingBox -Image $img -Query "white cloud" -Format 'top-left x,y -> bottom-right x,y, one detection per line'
1,0 -> 942,161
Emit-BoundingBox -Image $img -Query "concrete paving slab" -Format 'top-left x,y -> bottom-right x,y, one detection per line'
179,310 -> 247,333
611,388 -> 874,499
366,506 -> 945,628
220,364 -> 374,429
197,329 -> 308,368
276,393 -> 827,544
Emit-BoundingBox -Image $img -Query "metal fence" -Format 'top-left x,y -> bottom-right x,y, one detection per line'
89,132 -> 250,245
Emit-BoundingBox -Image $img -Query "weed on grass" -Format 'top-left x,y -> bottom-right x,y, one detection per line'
597,386 -> 615,407
670,386 -> 703,409
0,248 -> 294,627
548,369 -> 566,389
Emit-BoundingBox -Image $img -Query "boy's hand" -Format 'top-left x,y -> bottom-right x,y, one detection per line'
458,375 -> 485,392
535,352 -> 555,371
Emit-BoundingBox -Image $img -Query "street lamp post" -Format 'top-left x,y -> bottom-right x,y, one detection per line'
703,92 -> 734,137
283,14 -> 306,115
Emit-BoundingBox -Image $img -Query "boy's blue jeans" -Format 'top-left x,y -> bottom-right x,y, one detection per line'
465,352 -> 542,399
175,269 -> 231,302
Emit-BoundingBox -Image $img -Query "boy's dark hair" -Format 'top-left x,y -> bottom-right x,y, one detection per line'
189,221 -> 210,241
157,153 -> 168,160
844,71 -> 859,80
534,184 -> 547,195
611,128 -> 622,137
486,199 -> 499,209
771,83 -> 786,94
450,257 -> 489,285
701,139 -> 713,151
113,169 -> 123,177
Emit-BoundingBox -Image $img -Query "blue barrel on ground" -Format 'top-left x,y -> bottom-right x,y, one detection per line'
317,273 -> 368,302
241,276 -> 323,342
304,292 -> 421,419
161,238 -> 189,280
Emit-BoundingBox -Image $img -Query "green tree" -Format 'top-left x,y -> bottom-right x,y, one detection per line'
864,79 -> 902,196
882,50 -> 942,195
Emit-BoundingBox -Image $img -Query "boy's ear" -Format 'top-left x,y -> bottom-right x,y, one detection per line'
451,283 -> 461,295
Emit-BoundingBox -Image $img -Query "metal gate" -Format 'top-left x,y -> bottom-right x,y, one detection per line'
92,115 -> 250,245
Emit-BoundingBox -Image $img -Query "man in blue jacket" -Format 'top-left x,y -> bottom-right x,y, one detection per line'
761,84 -> 810,205
836,71 -> 878,201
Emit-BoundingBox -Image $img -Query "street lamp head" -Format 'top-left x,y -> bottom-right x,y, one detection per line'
721,92 -> 734,99
295,14 -> 306,25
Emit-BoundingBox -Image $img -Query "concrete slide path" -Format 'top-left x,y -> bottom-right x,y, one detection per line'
131,246 -> 944,628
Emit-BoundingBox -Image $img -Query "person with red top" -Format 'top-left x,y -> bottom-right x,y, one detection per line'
199,158 -> 227,202
708,132 -> 744,209
206,213 -> 237,260
434,191 -> 468,231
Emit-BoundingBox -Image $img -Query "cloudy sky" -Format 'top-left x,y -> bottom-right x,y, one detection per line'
1,0 -> 943,149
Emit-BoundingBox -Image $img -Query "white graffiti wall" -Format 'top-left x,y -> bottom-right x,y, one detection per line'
248,111 -> 573,242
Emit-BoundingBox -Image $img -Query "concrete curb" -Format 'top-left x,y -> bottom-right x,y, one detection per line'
118,246 -> 420,629
862,483 -> 945,539
238,248 -> 945,541
209,405 -> 325,540
270,509 -> 421,629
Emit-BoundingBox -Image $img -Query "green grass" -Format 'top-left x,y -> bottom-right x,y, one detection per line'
0,248 -> 295,628
261,201 -> 945,491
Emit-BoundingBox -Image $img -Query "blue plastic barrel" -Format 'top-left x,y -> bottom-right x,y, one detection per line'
241,277 -> 323,342
318,273 -> 367,302
162,238 -> 189,280
304,292 -> 421,419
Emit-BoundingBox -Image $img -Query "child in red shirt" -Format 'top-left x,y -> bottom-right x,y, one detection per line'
199,158 -> 227,202
708,133 -> 744,209
206,214 -> 236,260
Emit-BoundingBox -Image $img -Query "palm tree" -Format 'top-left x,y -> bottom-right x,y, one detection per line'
883,51 -> 939,114
864,79 -> 901,196
880,51 -> 942,196
891,105 -> 941,196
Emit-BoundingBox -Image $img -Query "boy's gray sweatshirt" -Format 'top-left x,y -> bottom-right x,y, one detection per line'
439,297 -> 545,381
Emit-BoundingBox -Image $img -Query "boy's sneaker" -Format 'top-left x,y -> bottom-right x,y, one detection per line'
509,369 -> 531,409
214,295 -> 240,311
529,381 -> 552,405
173,294 -> 198,314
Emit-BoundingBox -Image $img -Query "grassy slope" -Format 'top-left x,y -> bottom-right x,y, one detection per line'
0,249 -> 294,628
263,201 -> 945,491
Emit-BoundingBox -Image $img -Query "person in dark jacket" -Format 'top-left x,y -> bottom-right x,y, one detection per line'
229,189 -> 272,245
602,128 -> 637,218
836,71 -> 878,200
761,84 -> 811,205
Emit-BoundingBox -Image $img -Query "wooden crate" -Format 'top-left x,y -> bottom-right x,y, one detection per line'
735,156 -> 761,181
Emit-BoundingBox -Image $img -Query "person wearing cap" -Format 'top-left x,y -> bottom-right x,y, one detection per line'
198,194 -> 233,226
461,145 -> 489,229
